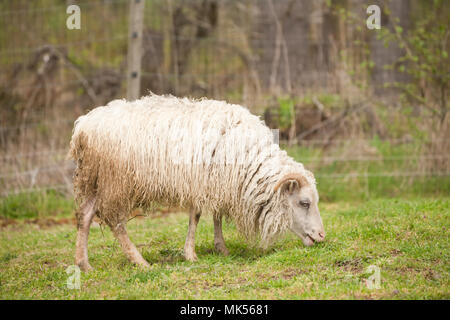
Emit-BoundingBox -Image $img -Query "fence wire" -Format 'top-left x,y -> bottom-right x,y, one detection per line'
0,0 -> 448,197
1,138 -> 449,197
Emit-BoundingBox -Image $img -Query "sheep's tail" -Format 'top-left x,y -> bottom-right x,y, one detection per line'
67,115 -> 87,161
68,115 -> 99,204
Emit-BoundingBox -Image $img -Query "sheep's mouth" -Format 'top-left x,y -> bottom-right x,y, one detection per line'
302,234 -> 315,246
307,235 -> 316,244
291,228 -> 316,246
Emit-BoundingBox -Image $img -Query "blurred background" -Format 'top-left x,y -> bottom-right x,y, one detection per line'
0,0 -> 448,218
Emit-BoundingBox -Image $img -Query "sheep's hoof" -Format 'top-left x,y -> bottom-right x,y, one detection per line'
130,256 -> 150,269
184,252 -> 198,262
78,262 -> 93,272
215,243 -> 229,256
135,261 -> 150,269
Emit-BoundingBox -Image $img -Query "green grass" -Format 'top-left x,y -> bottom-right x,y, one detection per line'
284,140 -> 450,201
0,190 -> 74,219
0,197 -> 448,299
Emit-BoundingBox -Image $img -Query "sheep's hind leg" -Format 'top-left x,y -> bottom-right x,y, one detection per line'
113,224 -> 150,268
75,197 -> 96,271
213,215 -> 229,256
184,209 -> 201,261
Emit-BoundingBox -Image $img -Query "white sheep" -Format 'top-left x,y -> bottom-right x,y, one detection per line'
69,94 -> 325,270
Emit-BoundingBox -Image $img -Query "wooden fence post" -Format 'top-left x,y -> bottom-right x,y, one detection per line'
127,0 -> 145,101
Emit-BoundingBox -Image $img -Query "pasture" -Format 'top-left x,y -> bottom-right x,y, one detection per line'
0,0 -> 448,301
1,196 -> 448,299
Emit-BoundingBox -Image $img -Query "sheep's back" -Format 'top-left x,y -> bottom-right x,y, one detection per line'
70,95 -> 278,212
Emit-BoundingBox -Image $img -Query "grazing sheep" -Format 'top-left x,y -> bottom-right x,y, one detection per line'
69,94 -> 325,271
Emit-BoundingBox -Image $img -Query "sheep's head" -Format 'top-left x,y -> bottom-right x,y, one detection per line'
274,172 -> 325,246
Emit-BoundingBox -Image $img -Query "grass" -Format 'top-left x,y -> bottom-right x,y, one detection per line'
0,190 -> 74,219
0,138 -> 448,299
284,140 -> 450,201
0,197 -> 448,299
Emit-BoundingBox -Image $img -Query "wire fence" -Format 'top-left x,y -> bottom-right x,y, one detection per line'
1,138 -> 449,197
0,0 -> 449,198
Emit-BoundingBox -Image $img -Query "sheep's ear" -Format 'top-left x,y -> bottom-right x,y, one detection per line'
281,179 -> 300,195
274,173 -> 306,194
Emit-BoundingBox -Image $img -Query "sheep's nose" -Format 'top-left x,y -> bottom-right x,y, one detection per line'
317,231 -> 325,241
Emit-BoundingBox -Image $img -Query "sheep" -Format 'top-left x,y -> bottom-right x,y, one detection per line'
69,94 -> 325,271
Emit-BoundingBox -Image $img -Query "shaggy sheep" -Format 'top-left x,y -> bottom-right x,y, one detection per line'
69,94 -> 325,271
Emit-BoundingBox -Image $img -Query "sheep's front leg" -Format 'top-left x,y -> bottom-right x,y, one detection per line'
213,215 -> 229,256
113,224 -> 149,268
184,209 -> 201,261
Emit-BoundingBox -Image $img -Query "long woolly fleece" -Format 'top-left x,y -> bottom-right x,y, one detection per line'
69,94 -> 316,246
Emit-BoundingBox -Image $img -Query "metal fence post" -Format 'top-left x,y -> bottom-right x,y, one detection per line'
126,0 -> 145,101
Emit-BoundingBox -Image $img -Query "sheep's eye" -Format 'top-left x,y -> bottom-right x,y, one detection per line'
299,200 -> 310,209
